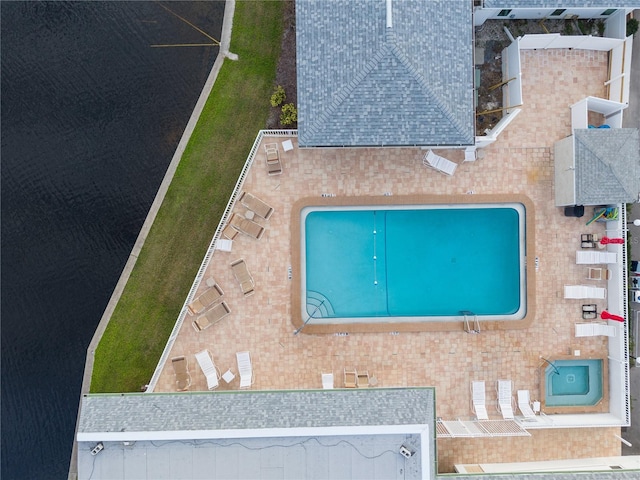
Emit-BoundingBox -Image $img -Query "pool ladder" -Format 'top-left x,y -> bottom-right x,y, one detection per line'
462,311 -> 480,334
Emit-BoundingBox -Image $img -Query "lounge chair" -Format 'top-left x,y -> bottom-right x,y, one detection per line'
497,379 -> 514,420
322,373 -> 334,389
187,283 -> 224,315
236,351 -> 254,388
564,285 -> 606,299
221,224 -> 239,240
192,301 -> 231,332
171,356 -> 191,391
587,267 -> 610,280
230,259 -> 255,296
239,191 -> 274,220
215,238 -> 233,252
195,350 -> 221,390
344,368 -> 357,388
264,143 -> 282,176
423,150 -> 457,176
357,370 -> 370,388
582,304 -> 598,319
229,213 -> 265,240
471,381 -> 488,420
517,390 -> 537,420
575,322 -> 616,337
576,250 -> 617,264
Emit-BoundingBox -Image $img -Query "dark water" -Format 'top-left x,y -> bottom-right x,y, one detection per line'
1,2 -> 223,478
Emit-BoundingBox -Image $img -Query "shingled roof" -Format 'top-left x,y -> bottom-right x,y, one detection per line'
574,128 -> 640,205
295,0 -> 475,147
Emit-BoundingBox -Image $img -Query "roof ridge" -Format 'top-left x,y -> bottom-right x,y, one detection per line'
388,41 -> 471,141
576,134 -> 628,196
303,46 -> 390,139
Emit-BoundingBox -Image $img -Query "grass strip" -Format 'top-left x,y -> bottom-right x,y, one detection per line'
91,1 -> 283,392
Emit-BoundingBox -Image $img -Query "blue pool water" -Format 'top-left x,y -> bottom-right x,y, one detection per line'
545,359 -> 603,407
302,204 -> 525,322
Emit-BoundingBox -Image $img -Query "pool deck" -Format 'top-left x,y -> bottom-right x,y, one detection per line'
153,49 -> 622,471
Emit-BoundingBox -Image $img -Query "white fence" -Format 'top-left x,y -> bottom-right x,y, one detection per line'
146,130 -> 298,392
607,36 -> 633,104
518,34 -> 633,105
518,33 -> 622,51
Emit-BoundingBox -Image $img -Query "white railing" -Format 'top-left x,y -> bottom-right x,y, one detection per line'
147,130 -> 298,391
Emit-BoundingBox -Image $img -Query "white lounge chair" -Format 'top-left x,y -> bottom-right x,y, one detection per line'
497,379 -> 514,420
423,150 -> 457,176
576,250 -> 617,264
471,381 -> 488,420
236,351 -> 254,389
194,350 -> 221,390
564,285 -> 606,299
517,390 -> 536,420
575,322 -> 617,337
322,373 -> 334,389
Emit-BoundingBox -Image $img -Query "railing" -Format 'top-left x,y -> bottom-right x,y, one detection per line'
147,130 -> 298,392
436,419 -> 530,438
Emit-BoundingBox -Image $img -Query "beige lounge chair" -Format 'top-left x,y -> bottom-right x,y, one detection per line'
236,351 -> 254,388
497,379 -> 514,420
171,356 -> 191,391
192,301 -> 231,332
239,191 -> 274,220
265,143 -> 282,176
187,283 -> 224,315
357,370 -> 370,388
195,350 -> 221,390
229,213 -> 265,240
587,267 -> 610,280
230,259 -> 255,296
344,368 -> 357,388
471,381 -> 488,420
423,150 -> 457,176
221,224 -> 239,240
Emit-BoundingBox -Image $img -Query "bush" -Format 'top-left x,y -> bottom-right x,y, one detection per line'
628,18 -> 639,38
270,85 -> 286,107
280,103 -> 297,125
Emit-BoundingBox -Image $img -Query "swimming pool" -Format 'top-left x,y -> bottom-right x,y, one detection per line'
541,358 -> 605,413
294,196 -> 530,329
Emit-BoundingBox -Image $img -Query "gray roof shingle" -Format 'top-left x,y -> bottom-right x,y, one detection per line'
79,388 -> 435,434
575,128 -> 640,205
296,0 -> 474,147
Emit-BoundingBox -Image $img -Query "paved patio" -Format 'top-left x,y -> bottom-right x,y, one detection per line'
153,49 -> 622,472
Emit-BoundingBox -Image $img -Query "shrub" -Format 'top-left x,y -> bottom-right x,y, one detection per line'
280,103 -> 297,126
270,85 -> 286,107
628,18 -> 639,38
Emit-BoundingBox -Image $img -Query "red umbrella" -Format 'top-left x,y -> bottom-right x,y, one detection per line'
600,236 -> 624,245
601,310 -> 624,322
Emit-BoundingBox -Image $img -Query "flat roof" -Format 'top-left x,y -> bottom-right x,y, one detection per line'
78,388 -> 434,480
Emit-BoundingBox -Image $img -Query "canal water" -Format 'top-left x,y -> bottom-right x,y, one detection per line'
1,2 -> 223,478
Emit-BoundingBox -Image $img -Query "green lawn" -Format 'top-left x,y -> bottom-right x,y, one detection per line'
91,1 -> 284,393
